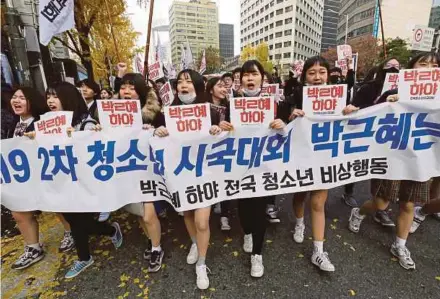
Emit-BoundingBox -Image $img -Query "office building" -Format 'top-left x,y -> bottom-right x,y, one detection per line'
219,23 -> 235,59
240,0 -> 324,73
169,0 -> 220,67
321,0 -> 340,52
430,5 -> 440,28
337,0 -> 432,43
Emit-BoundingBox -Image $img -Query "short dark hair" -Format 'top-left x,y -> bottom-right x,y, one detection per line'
240,60 -> 265,84
205,77 -> 228,106
119,73 -> 148,107
77,79 -> 100,99
329,67 -> 342,74
221,72 -> 233,80
172,69 -> 207,105
300,56 -> 330,84
46,82 -> 88,126
232,67 -> 242,76
14,87 -> 48,118
407,52 -> 440,69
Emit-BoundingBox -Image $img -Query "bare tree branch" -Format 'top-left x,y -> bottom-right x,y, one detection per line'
52,36 -> 81,57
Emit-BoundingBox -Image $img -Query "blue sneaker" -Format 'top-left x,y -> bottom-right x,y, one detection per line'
65,257 -> 94,279
111,222 -> 123,249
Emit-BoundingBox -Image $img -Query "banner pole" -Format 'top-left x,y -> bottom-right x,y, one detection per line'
143,0 -> 155,79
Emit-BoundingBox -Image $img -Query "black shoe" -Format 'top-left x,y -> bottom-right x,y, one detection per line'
143,239 -> 152,260
59,232 -> 75,253
341,193 -> 358,207
374,210 -> 395,227
148,250 -> 164,273
11,246 -> 45,270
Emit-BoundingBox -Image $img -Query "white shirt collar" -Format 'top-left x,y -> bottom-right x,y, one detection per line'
20,116 -> 34,125
87,100 -> 94,109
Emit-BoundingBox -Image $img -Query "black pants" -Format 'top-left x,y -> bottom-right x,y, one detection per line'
220,200 -> 231,217
63,213 -> 115,261
238,197 -> 268,255
344,183 -> 354,195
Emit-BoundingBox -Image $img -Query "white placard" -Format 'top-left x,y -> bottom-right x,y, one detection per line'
35,111 -> 72,136
97,99 -> 143,130
159,82 -> 174,107
230,96 -> 275,127
398,68 -> 440,101
164,103 -> 212,136
337,44 -> 352,61
148,61 -> 164,81
381,73 -> 400,95
303,84 -> 347,116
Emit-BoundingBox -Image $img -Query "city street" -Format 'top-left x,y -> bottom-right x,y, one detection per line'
1,182 -> 439,299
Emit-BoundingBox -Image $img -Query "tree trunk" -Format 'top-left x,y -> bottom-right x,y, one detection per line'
79,37 -> 94,81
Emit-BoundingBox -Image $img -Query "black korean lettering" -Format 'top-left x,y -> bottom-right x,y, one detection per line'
225,180 -> 240,196
370,157 -> 388,175
297,168 -> 314,186
262,172 -> 279,191
241,175 -> 256,192
337,163 -> 351,181
140,180 -> 158,196
279,170 -> 296,188
320,166 -> 336,184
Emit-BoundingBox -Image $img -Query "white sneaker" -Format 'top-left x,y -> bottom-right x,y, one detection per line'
213,203 -> 221,214
410,206 -> 426,234
196,264 -> 210,290
311,251 -> 335,272
98,212 -> 110,222
390,242 -> 415,270
186,243 -> 198,265
250,254 -> 264,277
293,223 -> 305,243
220,217 -> 231,231
243,234 -> 253,253
348,208 -> 365,233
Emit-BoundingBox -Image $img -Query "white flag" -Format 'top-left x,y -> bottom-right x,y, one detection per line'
185,39 -> 194,69
199,49 -> 206,74
39,0 -> 75,46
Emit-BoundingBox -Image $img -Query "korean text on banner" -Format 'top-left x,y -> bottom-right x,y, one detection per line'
35,111 -> 73,136
97,100 -> 143,130
337,45 -> 352,61
148,61 -> 164,82
303,85 -> 347,116
2,101 -> 440,213
159,82 -> 174,107
164,103 -> 211,136
398,68 -> 440,101
230,96 -> 274,126
381,73 -> 399,95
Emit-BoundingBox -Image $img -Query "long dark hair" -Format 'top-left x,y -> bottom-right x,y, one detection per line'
13,86 -> 48,118
119,73 -> 148,107
407,52 -> 440,69
240,60 -> 265,86
205,77 -> 228,106
300,56 -> 330,84
46,82 -> 88,127
172,69 -> 206,105
372,57 -> 399,85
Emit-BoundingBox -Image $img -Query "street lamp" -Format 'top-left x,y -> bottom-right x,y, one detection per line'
327,8 -> 349,44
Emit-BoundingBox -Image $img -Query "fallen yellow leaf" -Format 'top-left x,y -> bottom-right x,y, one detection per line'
131,261 -> 137,265
134,278 -> 140,284
118,296 -> 123,299
391,257 -> 398,262
266,240 -> 273,244
102,251 -> 110,256
139,284 -> 144,289
233,251 -> 239,257
173,238 -> 178,242
298,253 -> 304,258
137,293 -> 143,297
120,273 -> 130,282
118,282 -> 126,288
162,264 -> 167,269
435,276 -> 440,281
349,289 -> 356,296
225,237 -> 233,243
209,287 -> 216,291
333,218 -> 339,223
123,291 -> 130,298
330,224 -> 337,230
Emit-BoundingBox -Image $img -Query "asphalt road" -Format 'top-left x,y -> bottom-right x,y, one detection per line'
1,182 -> 439,299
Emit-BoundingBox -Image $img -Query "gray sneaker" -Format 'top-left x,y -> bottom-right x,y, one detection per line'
390,243 -> 415,270
341,193 -> 358,207
374,210 -> 395,227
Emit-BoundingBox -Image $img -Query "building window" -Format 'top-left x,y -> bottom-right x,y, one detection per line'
284,41 -> 291,47
270,23 -> 274,29
275,53 -> 282,60
284,29 -> 292,36
276,20 -> 283,26
269,45 -> 274,50
276,9 -> 283,15
285,5 -> 293,12
277,0 -> 283,3
283,52 -> 291,58
275,31 -> 282,38
285,17 -> 293,24
275,42 -> 282,49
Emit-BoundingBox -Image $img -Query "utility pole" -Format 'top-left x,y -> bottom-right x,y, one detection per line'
143,0 -> 155,79
378,0 -> 387,58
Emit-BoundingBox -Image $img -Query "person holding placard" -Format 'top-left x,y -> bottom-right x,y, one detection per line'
345,53 -> 440,270
154,69 -> 222,290
106,72 -> 166,273
219,60 -> 288,278
287,56 -> 336,272
8,87 -> 54,270
343,58 -> 402,228
38,82 -> 123,279
205,77 -> 232,231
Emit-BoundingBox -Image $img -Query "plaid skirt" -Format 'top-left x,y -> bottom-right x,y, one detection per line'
371,179 -> 430,204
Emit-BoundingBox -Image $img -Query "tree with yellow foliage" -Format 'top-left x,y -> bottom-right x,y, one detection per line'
240,43 -> 273,72
53,0 -> 140,82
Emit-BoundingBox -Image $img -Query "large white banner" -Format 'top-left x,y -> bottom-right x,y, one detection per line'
2,102 -> 440,212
